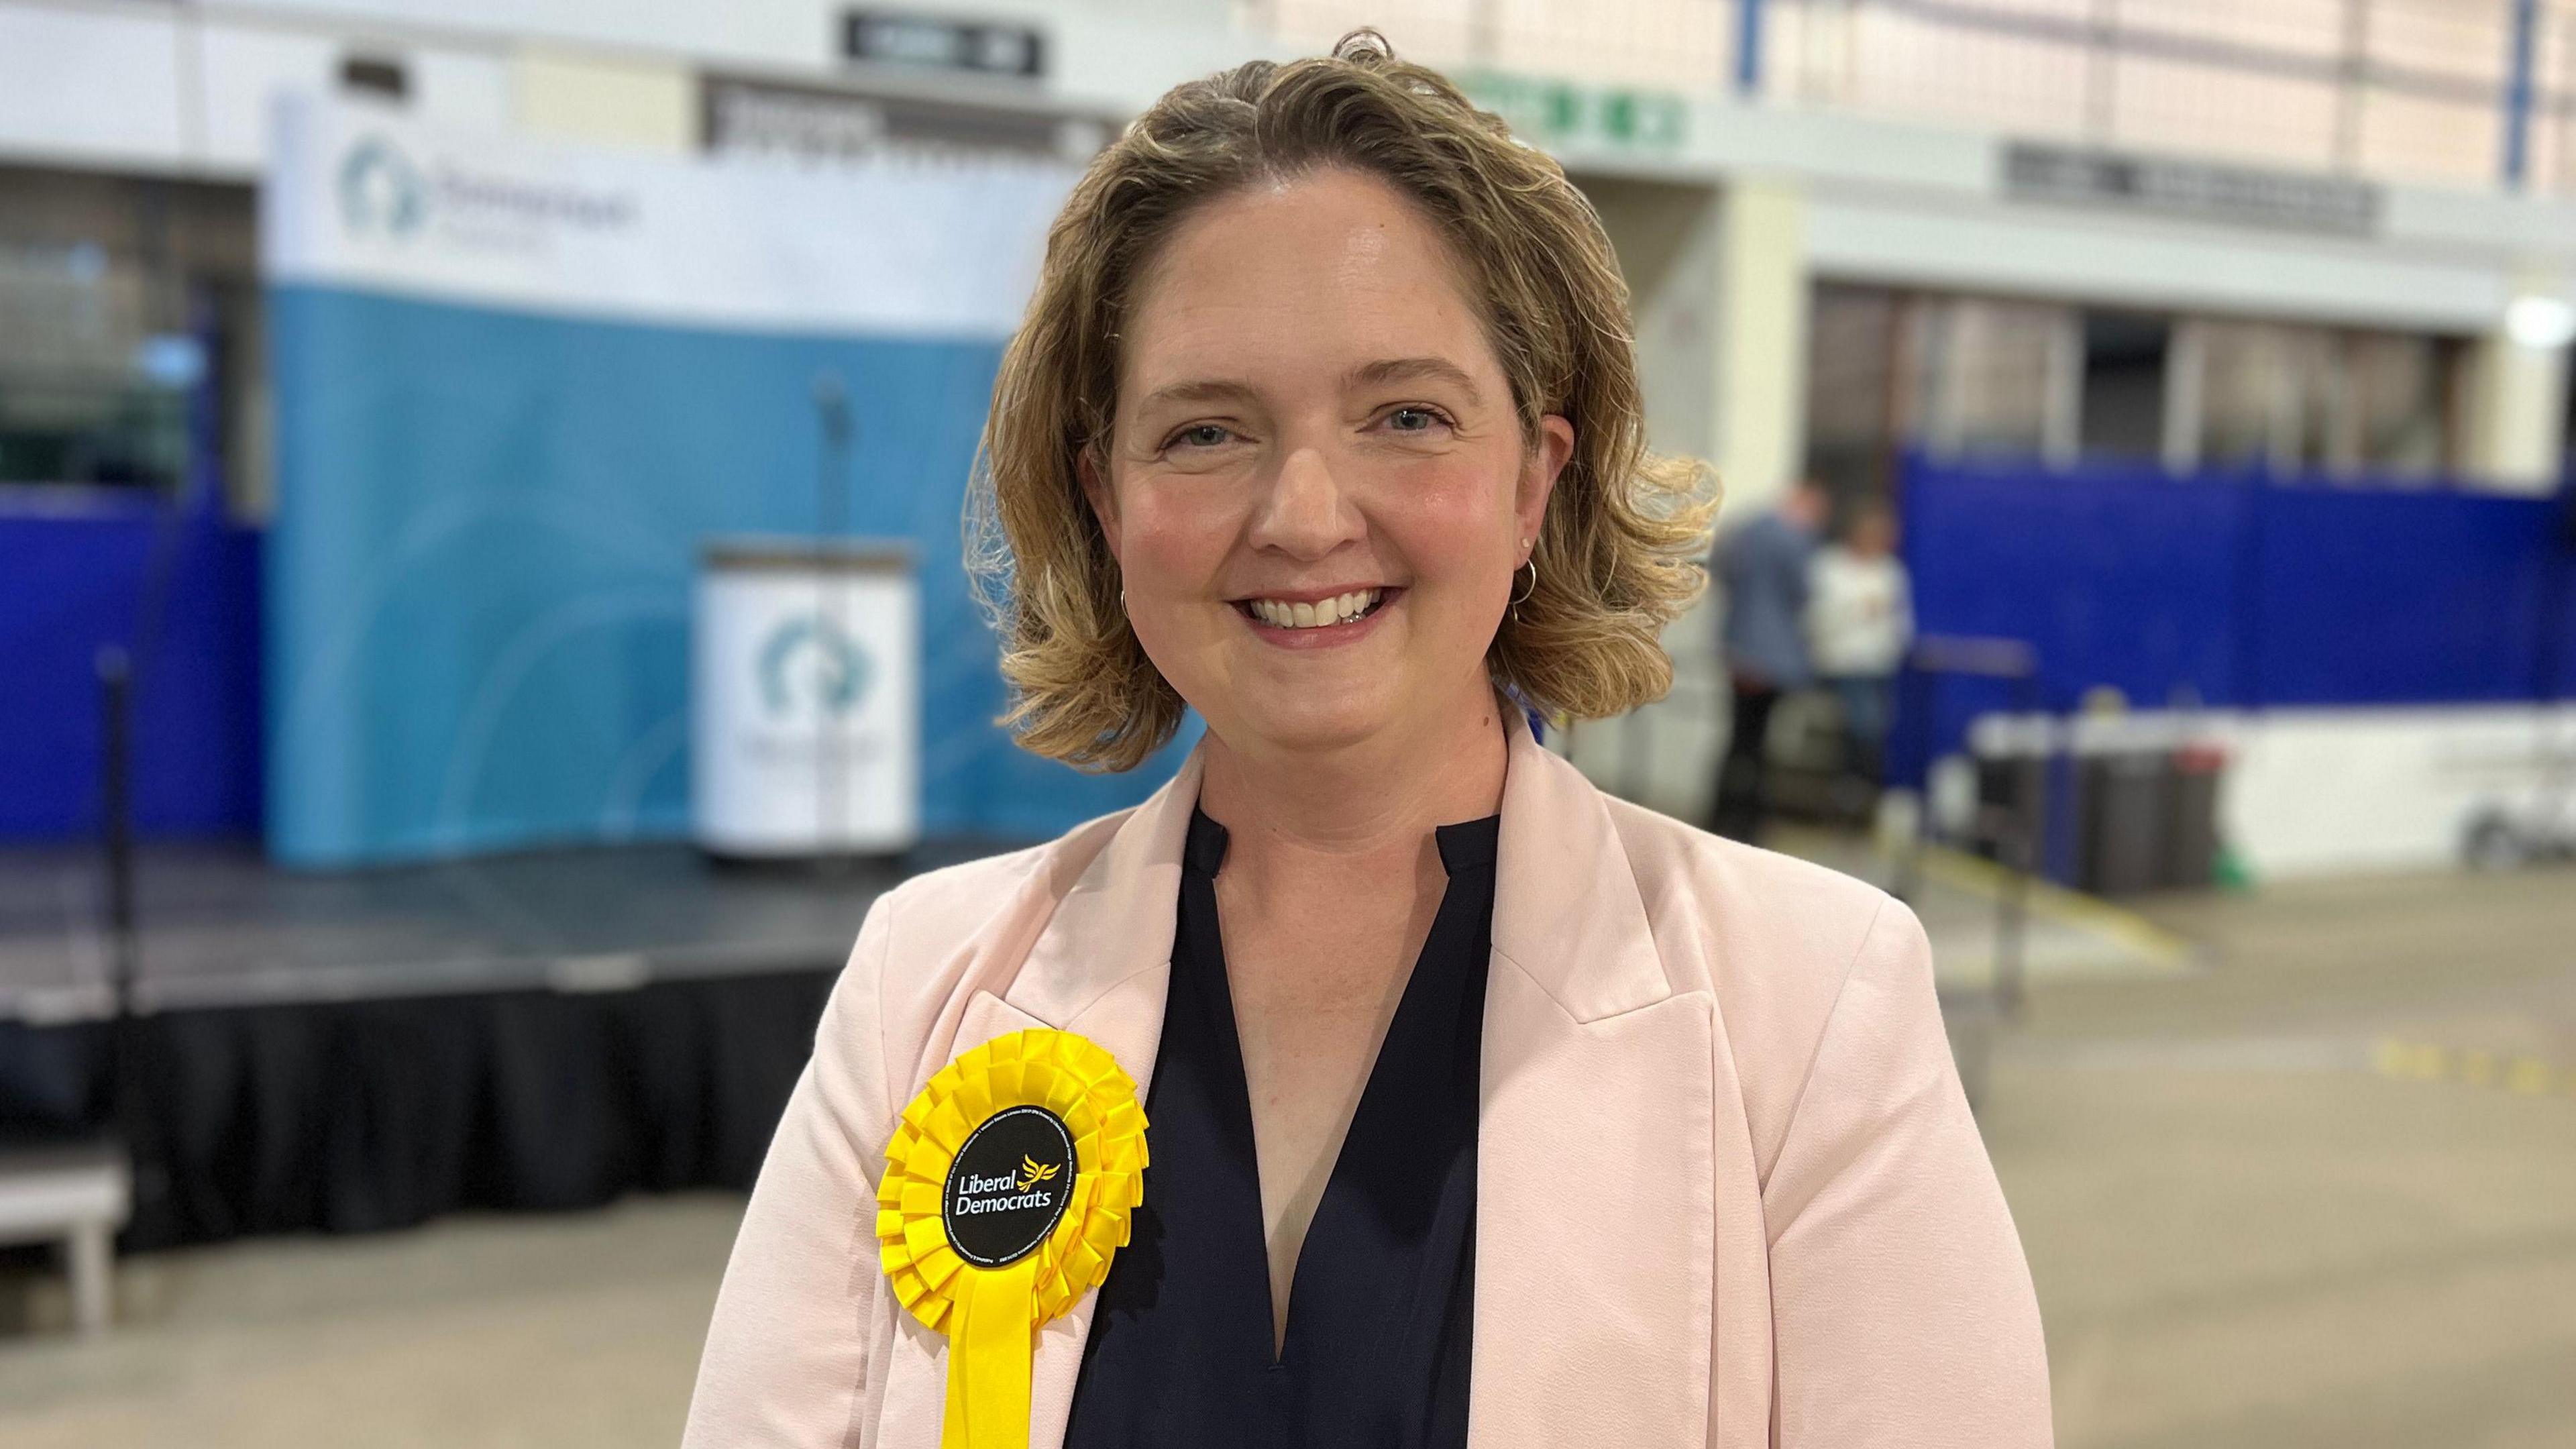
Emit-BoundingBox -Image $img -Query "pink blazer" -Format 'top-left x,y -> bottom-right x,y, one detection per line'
684,712 -> 2052,1448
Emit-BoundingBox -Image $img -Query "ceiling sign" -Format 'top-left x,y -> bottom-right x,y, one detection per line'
2002,142 -> 2381,237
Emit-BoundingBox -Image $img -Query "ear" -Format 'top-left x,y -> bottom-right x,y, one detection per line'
1519,415 -> 1574,550
1078,447 -> 1122,559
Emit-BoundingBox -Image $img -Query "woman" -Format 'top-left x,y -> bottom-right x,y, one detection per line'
685,35 -> 2049,1449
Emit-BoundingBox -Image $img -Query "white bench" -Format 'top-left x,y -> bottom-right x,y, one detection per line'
0,1142 -> 131,1335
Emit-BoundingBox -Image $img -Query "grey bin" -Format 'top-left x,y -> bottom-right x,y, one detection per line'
2078,749 -> 2176,897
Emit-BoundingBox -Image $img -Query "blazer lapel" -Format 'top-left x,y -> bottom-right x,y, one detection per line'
1470,713 -> 1718,1448
873,741 -> 1205,1449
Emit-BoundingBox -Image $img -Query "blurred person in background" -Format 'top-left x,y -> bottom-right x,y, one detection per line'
684,34 -> 2047,1449
1709,477 -> 1828,842
1807,498 -> 1913,805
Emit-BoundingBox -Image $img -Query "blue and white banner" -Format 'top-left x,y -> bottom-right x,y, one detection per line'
263,96 -> 1183,867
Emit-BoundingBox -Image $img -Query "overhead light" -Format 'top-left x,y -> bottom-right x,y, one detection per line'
2504,294 -> 2576,350
133,334 -> 206,390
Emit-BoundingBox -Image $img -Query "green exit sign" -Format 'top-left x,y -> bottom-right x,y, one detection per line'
1460,72 -> 1688,154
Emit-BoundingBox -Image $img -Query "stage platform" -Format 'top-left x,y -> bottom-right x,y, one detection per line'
0,840 -> 1042,1022
0,839 -> 1020,1249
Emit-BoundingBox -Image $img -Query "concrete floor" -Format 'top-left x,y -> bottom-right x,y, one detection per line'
1993,865 -> 2576,1449
0,863 -> 2568,1447
0,1196 -> 735,1447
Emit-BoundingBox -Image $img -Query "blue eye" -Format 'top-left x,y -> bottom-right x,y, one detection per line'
1173,424 -> 1230,449
1387,407 -> 1445,433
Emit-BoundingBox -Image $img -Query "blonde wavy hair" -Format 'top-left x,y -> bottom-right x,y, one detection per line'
968,31 -> 1716,772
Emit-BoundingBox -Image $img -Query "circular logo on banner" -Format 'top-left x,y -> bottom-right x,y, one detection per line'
941,1105 -> 1077,1268
337,137 -> 427,239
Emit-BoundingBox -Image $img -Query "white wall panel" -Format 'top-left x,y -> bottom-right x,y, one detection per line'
197,22 -> 339,172
408,46 -> 511,132
0,5 -> 184,167
2220,706 -> 2576,879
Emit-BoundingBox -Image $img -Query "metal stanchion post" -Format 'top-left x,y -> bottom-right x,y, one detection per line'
97,647 -> 138,1018
97,645 -> 147,1276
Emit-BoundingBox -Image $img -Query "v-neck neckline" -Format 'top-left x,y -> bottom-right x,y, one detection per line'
1177,804 -> 1499,1368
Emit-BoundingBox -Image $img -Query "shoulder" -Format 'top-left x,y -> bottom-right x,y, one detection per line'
864,839 -> 1051,949
1596,795 -> 1933,1175
812,808 -> 1136,1110
863,804 -> 1130,957
1599,794 -> 1902,996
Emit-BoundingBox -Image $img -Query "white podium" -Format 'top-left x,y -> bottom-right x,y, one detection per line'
692,537 -> 919,858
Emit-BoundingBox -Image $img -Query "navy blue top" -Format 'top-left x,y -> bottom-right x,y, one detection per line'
1060,804 -> 1498,1449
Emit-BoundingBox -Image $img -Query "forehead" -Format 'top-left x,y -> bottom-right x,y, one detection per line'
1118,168 -> 1500,395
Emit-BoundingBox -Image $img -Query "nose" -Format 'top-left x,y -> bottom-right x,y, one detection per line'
1246,443 -> 1363,561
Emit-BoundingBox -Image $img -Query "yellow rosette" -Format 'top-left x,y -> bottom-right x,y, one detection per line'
877,1028 -> 1148,1449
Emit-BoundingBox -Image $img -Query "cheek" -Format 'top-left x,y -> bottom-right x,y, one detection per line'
1114,479 -> 1239,596
1378,454 -> 1521,583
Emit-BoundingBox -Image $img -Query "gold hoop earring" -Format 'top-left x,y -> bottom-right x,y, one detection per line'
1509,556 -> 1538,625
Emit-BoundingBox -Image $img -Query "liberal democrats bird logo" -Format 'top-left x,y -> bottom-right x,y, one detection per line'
1016,1155 -> 1061,1191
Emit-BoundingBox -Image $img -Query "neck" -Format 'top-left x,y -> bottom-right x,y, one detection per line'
1194,684 -> 1513,891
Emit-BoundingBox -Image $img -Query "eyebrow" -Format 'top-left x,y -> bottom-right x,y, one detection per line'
1132,357 -> 1487,415
1346,356 -> 1483,402
1135,378 -> 1262,411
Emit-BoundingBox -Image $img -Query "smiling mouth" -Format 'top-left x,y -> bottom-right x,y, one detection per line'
1232,587 -> 1393,630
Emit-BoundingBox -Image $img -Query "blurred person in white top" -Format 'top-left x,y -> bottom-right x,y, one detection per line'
1807,499 -> 1912,789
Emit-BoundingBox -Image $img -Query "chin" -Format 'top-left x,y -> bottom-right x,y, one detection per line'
1225,680 -> 1404,754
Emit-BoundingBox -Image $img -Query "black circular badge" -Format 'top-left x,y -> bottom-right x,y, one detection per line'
941,1104 -> 1079,1268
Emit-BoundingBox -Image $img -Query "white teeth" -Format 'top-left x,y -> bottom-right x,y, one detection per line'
1249,589 -> 1381,629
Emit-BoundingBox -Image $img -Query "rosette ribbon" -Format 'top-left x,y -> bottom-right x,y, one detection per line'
877,1028 -> 1149,1449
